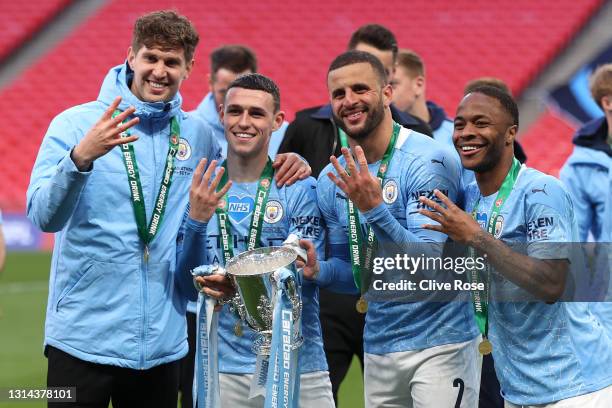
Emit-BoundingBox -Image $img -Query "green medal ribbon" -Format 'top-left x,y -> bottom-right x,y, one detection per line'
114,110 -> 180,263
339,122 -> 401,292
469,157 -> 521,339
215,158 -> 275,264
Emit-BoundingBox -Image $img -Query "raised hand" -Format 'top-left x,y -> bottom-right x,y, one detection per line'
272,153 -> 312,187
418,189 -> 482,244
189,158 -> 232,222
327,146 -> 382,212
72,96 -> 140,171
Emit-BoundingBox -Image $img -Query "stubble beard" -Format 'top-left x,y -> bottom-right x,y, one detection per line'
334,100 -> 385,142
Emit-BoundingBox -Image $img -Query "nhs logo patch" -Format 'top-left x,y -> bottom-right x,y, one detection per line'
227,195 -> 254,224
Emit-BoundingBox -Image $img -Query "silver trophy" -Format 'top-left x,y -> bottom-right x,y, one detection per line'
193,236 -> 306,355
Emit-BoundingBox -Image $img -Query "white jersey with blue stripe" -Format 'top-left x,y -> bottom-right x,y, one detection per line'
465,166 -> 612,405
317,127 -> 478,355
202,177 -> 327,374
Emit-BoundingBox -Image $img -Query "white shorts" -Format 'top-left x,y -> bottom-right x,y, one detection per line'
219,370 -> 335,408
504,384 -> 612,408
365,336 -> 481,408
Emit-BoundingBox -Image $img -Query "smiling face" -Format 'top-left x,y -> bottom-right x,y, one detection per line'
127,45 -> 193,103
328,62 -> 391,141
453,92 -> 516,172
221,87 -> 284,160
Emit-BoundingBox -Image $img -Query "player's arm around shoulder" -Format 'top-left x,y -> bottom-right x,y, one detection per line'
184,111 -> 222,162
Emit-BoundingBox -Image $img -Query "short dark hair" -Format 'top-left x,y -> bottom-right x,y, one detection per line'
328,50 -> 388,86
397,49 -> 425,77
132,10 -> 199,61
348,24 -> 398,62
210,45 -> 257,77
464,77 -> 511,96
468,85 -> 519,130
226,73 -> 281,112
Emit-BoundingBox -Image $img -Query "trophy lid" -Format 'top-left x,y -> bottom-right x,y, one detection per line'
226,246 -> 297,276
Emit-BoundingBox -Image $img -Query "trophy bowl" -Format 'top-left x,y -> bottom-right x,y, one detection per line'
225,246 -> 303,355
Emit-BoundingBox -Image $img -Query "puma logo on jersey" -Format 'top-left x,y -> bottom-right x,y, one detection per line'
431,158 -> 445,168
531,184 -> 548,196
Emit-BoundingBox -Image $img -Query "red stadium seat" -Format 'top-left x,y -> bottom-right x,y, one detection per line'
519,110 -> 577,177
0,0 -> 71,61
0,0 -> 604,211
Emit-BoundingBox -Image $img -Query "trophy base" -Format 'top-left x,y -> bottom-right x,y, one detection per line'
252,333 -> 304,356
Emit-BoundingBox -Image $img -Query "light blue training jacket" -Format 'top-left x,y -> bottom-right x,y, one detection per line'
560,117 -> 612,336
26,63 -> 221,369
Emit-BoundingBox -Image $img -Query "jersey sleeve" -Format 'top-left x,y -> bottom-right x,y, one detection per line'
175,206 -> 207,302
363,152 -> 461,247
314,171 -> 358,294
524,177 -> 575,260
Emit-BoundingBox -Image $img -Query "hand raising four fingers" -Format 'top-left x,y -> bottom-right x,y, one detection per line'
189,158 -> 232,222
327,146 -> 383,212
72,96 -> 140,171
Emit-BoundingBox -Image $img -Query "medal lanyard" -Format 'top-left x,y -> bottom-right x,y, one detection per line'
114,110 -> 180,262
339,121 -> 401,292
215,158 -> 275,265
469,157 -> 521,339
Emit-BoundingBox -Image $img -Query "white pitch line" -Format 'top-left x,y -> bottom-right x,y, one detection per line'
0,281 -> 48,295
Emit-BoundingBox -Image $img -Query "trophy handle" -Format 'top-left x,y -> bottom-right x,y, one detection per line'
282,233 -> 308,265
191,264 -> 228,291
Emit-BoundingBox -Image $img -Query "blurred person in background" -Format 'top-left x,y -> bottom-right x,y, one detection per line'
392,49 -> 454,145
560,63 -> 612,338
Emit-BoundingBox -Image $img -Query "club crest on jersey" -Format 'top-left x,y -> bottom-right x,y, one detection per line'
227,195 -> 254,224
493,215 -> 504,238
176,138 -> 192,161
264,200 -> 283,223
382,180 -> 398,204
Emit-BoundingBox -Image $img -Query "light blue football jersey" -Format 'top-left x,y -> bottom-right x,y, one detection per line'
203,177 -> 327,374
317,127 -> 478,355
465,165 -> 612,404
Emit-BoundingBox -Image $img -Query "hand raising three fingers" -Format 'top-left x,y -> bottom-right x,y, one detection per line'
189,159 -> 232,222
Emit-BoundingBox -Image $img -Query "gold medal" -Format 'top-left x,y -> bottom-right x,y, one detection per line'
356,297 -> 368,314
234,321 -> 243,337
478,338 -> 492,355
